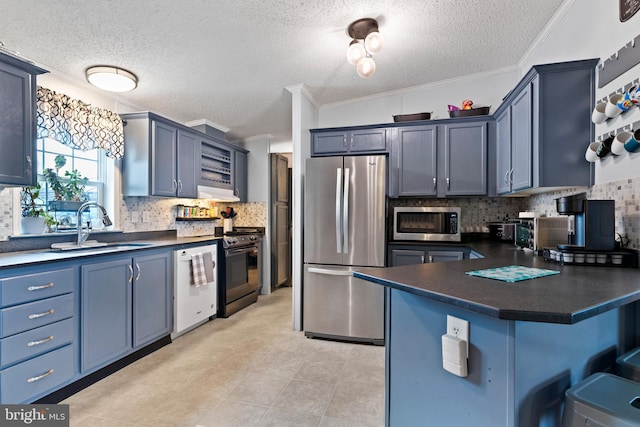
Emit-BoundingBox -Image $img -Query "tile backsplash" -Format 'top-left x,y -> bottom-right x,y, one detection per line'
2,177 -> 639,249
118,198 -> 267,237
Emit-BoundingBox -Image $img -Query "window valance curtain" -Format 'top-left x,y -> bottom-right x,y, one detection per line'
36,86 -> 125,159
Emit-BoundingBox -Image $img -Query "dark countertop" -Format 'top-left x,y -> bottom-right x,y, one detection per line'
0,235 -> 222,270
355,240 -> 640,324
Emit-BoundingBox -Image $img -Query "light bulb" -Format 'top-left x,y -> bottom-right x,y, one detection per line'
364,31 -> 384,54
347,41 -> 366,65
356,56 -> 376,78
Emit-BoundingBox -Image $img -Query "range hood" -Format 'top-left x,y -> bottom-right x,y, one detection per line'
197,185 -> 239,202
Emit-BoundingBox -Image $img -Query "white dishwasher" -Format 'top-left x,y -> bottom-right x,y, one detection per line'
173,244 -> 217,337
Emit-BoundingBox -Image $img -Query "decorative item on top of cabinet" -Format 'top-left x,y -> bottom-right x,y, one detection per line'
494,59 -> 598,195
0,50 -> 47,186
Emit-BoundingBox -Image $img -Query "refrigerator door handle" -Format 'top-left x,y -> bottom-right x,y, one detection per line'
336,167 -> 342,254
308,267 -> 354,276
343,167 -> 350,254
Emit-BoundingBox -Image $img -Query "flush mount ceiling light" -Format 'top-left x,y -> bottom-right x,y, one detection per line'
346,18 -> 384,78
85,65 -> 138,92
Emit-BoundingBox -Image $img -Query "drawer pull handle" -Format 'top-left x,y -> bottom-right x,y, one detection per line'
27,336 -> 54,347
27,282 -> 54,291
27,369 -> 54,383
28,309 -> 55,320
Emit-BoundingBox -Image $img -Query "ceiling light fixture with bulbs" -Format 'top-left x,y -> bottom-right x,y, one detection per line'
85,65 -> 138,92
346,18 -> 384,78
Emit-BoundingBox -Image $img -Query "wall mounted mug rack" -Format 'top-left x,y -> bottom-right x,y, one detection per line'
598,34 -> 640,88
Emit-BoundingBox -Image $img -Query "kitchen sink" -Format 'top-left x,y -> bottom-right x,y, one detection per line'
50,241 -> 153,252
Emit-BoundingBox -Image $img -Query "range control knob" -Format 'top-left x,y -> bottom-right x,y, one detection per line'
249,235 -> 257,241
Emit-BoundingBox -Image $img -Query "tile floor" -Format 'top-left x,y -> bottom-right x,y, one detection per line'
63,287 -> 386,426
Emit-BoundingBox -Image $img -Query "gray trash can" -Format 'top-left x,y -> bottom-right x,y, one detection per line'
618,347 -> 640,382
562,373 -> 640,427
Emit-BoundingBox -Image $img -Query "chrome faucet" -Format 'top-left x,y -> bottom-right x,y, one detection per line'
77,202 -> 113,245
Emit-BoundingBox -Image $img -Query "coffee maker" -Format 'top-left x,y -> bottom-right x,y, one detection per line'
555,193 -> 615,251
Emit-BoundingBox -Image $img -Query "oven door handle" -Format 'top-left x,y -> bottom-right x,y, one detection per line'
225,247 -> 255,255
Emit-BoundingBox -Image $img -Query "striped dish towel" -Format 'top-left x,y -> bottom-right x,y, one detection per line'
191,253 -> 208,287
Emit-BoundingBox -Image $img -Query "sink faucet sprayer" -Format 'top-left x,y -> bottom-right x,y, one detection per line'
77,202 -> 112,245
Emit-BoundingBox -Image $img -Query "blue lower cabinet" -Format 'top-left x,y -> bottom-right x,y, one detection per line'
0,345 -> 74,404
81,258 -> 133,373
81,251 -> 172,373
0,293 -> 73,337
132,252 -> 172,349
0,318 -> 73,368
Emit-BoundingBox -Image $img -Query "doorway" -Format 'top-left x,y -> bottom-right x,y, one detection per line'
270,153 -> 291,290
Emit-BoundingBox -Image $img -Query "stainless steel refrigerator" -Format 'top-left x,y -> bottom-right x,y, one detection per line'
303,155 -> 386,345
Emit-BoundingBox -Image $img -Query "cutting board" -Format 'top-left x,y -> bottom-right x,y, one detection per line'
465,265 -> 560,283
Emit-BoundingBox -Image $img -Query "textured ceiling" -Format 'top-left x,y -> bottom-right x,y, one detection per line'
0,0 -> 564,143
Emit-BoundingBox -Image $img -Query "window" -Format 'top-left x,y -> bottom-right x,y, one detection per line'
35,137 -> 105,230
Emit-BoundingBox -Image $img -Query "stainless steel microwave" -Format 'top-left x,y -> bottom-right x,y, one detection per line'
392,207 -> 461,242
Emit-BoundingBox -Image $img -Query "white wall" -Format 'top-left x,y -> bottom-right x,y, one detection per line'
287,84 -> 317,331
521,0 -> 640,184
240,136 -> 272,293
318,67 -> 520,128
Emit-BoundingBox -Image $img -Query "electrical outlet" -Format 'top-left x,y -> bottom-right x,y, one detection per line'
142,211 -> 150,223
131,211 -> 139,223
447,315 -> 469,356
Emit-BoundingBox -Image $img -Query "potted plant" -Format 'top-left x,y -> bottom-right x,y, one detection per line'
44,155 -> 88,211
20,184 -> 46,234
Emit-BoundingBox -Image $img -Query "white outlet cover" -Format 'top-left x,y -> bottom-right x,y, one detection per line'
142,211 -> 150,223
131,211 -> 139,223
446,315 -> 469,357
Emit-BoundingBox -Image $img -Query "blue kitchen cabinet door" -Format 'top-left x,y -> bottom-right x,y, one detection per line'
176,129 -> 198,198
80,257 -> 132,373
151,120 -> 178,197
442,121 -> 487,196
495,108 -> 512,195
234,150 -> 248,202
311,128 -> 387,156
0,54 -> 45,186
122,113 -> 203,197
510,84 -> 533,192
390,249 -> 427,267
132,252 -> 172,349
394,125 -> 438,196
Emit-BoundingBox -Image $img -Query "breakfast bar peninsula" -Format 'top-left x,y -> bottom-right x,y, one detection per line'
354,242 -> 640,427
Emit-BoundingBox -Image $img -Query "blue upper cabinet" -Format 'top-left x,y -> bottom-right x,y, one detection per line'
388,119 -> 489,198
0,52 -> 47,186
311,127 -> 388,156
121,112 -> 199,198
493,59 -> 597,195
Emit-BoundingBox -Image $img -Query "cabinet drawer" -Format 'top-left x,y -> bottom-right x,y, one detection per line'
0,318 -> 73,368
0,345 -> 74,403
1,268 -> 74,307
0,294 -> 73,338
